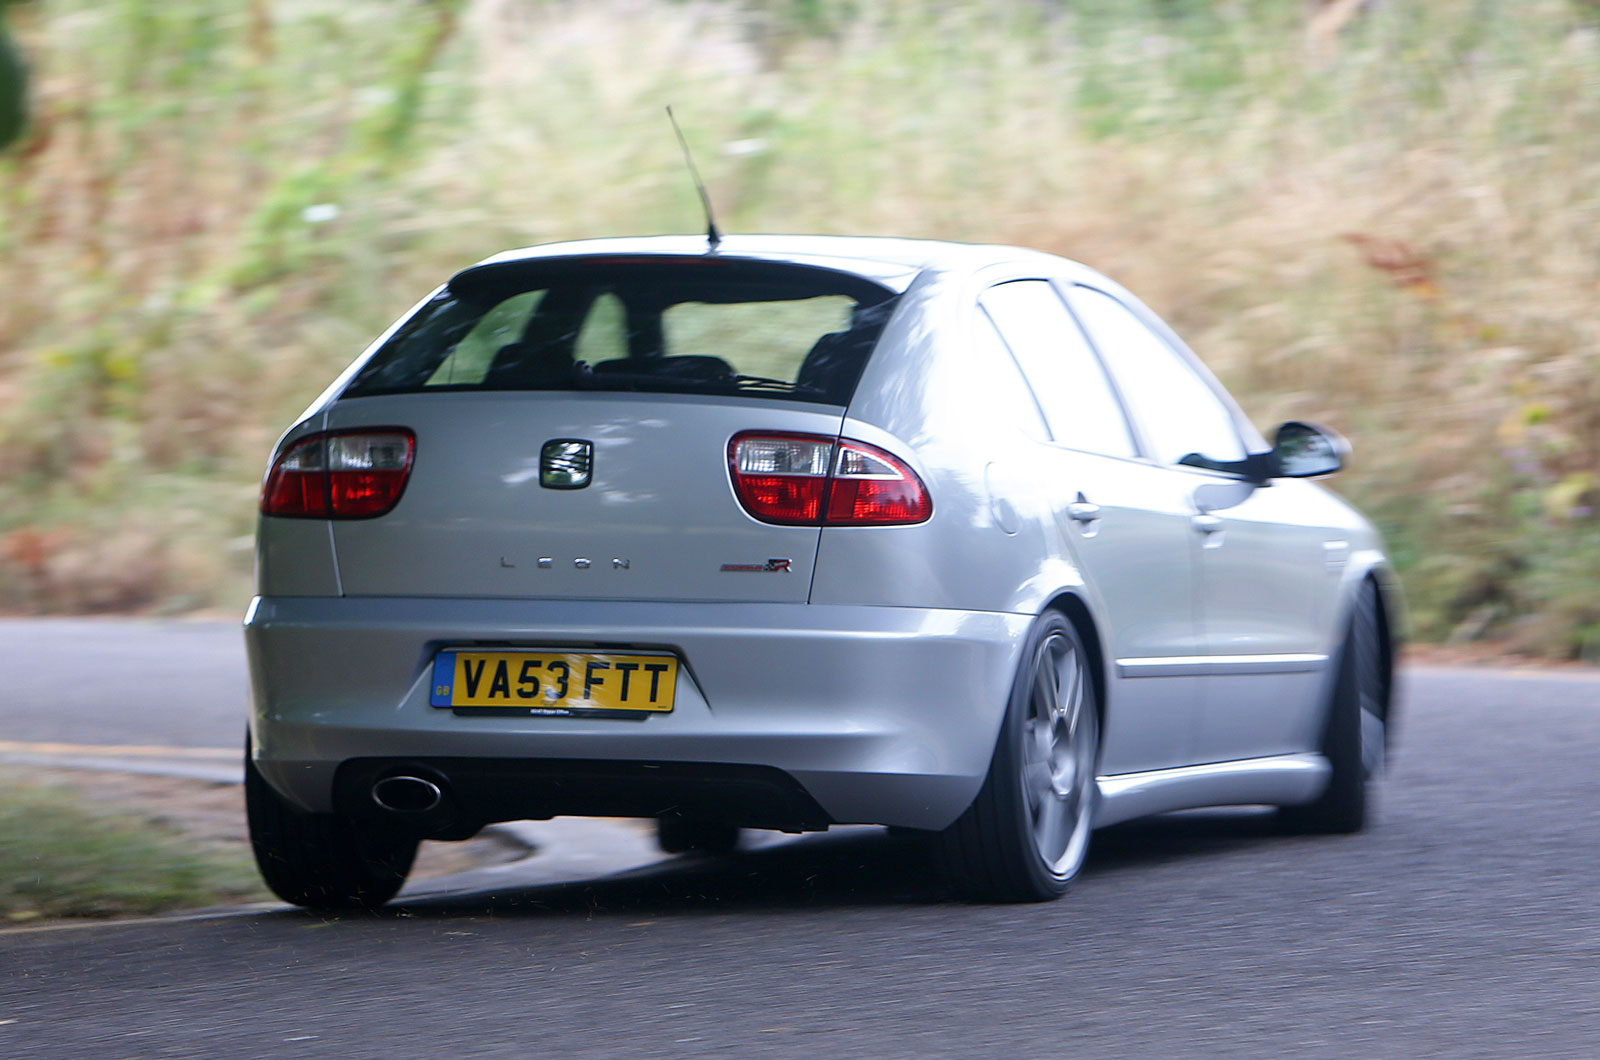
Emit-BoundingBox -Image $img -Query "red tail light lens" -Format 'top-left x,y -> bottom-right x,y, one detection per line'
327,432 -> 416,517
729,432 -> 931,526
261,429 -> 415,519
826,440 -> 934,525
261,435 -> 331,518
728,433 -> 833,525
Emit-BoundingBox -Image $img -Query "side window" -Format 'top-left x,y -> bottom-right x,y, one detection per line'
972,313 -> 1049,442
1067,286 -> 1246,467
978,280 -> 1137,459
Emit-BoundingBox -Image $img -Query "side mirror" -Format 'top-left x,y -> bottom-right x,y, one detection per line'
1272,421 -> 1347,478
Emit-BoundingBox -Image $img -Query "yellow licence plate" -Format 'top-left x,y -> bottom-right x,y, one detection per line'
429,649 -> 677,716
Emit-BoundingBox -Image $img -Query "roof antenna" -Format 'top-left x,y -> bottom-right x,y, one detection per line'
666,105 -> 722,250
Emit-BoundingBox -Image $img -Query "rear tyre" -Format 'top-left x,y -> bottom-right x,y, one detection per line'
1278,583 -> 1386,835
657,815 -> 741,856
939,612 -> 1100,902
245,739 -> 418,910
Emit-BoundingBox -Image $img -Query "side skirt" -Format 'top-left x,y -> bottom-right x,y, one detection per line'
1093,753 -> 1331,828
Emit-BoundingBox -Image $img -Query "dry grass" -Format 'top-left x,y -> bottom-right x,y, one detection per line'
1,0 -> 1598,652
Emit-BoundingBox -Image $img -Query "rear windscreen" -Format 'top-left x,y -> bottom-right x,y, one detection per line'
342,257 -> 901,406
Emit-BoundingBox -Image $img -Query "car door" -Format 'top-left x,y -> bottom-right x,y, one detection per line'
978,279 -> 1201,775
1065,284 -> 1334,764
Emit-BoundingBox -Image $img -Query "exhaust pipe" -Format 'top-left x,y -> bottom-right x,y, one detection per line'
372,774 -> 444,814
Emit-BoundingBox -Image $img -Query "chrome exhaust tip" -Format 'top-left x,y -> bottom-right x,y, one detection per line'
371,775 -> 444,814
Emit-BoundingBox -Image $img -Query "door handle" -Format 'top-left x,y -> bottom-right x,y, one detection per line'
1067,493 -> 1101,526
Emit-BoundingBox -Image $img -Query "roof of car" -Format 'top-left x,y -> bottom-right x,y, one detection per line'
467,234 -> 1068,293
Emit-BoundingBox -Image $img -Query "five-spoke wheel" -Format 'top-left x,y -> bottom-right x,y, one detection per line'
1019,626 -> 1099,879
940,611 -> 1100,902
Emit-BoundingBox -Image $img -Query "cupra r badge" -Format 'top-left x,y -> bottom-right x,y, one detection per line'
540,439 -> 593,489
720,558 -> 793,572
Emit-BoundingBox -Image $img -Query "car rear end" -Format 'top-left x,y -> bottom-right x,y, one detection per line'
246,242 -> 1028,839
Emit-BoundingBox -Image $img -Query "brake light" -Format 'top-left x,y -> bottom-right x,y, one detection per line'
728,432 -> 931,526
261,435 -> 331,518
728,433 -> 833,525
261,429 -> 415,519
827,440 -> 934,525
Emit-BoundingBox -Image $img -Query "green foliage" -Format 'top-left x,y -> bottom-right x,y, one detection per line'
0,7 -> 24,150
1,0 -> 1598,655
230,164 -> 348,288
0,773 -> 264,919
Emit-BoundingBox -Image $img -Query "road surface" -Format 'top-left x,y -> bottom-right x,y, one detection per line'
1,620 -> 1598,1058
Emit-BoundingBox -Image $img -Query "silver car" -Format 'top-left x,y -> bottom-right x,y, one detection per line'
245,235 -> 1398,909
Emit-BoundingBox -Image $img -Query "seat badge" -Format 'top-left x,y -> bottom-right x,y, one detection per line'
540,439 -> 593,489
720,558 -> 793,573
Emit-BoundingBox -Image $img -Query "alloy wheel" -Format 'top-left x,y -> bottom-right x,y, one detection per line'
1019,631 -> 1098,877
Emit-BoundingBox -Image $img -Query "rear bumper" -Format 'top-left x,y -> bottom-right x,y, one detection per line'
244,596 -> 1029,830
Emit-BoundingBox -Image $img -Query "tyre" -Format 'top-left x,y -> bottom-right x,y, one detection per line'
245,738 -> 419,910
939,612 -> 1100,902
1278,582 -> 1386,834
657,815 -> 741,856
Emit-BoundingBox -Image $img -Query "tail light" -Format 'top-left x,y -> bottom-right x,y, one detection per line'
729,432 -> 931,526
261,429 -> 416,519
826,440 -> 934,524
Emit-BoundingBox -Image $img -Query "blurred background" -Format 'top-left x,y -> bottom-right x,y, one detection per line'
0,0 -> 1596,656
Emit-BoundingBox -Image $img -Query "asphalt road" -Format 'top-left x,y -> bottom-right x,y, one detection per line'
2,621 -> 1599,1058
0,618 -> 247,749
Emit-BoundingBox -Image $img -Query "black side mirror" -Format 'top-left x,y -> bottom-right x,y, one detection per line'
1175,421 -> 1347,483
1271,421 -> 1347,478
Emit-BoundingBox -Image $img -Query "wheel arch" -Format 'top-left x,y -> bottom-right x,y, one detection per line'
1367,566 -> 1402,733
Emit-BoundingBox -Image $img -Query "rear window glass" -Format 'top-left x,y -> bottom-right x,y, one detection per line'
344,258 -> 900,405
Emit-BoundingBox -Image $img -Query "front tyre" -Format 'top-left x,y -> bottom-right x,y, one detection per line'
939,612 -> 1100,902
1278,582 -> 1386,834
245,738 -> 419,910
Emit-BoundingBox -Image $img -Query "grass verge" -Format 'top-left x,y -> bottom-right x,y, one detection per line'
0,765 -> 528,921
0,768 -> 267,921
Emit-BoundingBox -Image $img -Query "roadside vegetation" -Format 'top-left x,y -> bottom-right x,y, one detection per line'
0,769 -> 265,919
1,0 -> 1598,655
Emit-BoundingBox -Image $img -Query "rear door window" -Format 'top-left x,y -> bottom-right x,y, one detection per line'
1066,286 -> 1246,467
345,259 -> 899,406
979,280 -> 1138,459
